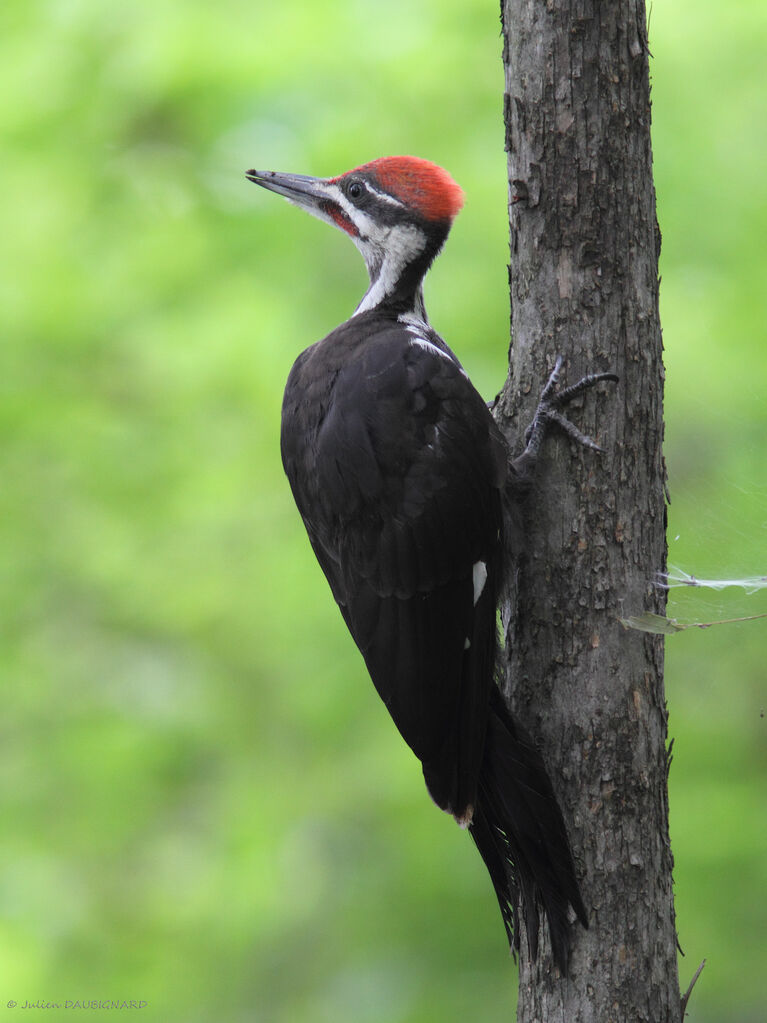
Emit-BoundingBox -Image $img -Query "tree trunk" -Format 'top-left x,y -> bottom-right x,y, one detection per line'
496,1 -> 680,1020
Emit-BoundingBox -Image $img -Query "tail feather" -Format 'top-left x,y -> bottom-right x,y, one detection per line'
469,689 -> 587,973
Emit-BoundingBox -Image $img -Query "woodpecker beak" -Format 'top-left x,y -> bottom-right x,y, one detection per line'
246,169 -> 328,213
247,166 -> 364,241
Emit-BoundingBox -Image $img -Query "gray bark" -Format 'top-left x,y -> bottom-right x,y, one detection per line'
496,1 -> 680,1020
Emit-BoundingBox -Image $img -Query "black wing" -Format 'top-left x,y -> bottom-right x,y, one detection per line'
281,318 -> 507,819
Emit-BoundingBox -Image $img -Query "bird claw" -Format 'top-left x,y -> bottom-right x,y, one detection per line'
521,356 -> 618,461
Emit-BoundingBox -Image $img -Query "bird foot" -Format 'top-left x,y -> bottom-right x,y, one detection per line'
517,356 -> 618,467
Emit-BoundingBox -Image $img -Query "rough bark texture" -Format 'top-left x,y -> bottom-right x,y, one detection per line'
496,1 -> 679,1020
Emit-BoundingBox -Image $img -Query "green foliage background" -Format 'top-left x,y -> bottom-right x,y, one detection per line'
2,1 -> 765,1020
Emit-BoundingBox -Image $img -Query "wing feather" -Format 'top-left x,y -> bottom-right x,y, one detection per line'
281,316 -> 507,816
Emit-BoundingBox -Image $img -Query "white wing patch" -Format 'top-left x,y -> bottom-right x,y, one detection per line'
409,336 -> 453,363
403,322 -> 467,378
472,560 -> 488,606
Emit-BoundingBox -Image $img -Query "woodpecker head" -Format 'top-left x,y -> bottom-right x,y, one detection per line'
246,156 -> 464,316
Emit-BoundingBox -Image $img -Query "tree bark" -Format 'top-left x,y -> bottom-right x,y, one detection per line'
496,1 -> 679,1020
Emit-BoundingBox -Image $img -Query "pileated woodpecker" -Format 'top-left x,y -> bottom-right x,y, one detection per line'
247,156 -> 615,972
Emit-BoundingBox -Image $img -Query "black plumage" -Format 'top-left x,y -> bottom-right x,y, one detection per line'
281,311 -> 505,823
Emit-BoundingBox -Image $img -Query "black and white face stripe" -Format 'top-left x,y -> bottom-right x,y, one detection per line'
322,176 -> 455,316
247,166 -> 451,317
338,176 -> 411,222
353,180 -> 408,212
353,222 -> 428,314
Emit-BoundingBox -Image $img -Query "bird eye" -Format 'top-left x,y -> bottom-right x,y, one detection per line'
347,180 -> 364,201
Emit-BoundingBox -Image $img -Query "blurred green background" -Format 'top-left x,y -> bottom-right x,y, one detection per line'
2,1 -> 765,1020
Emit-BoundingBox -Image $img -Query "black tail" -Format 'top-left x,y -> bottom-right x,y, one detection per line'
469,689 -> 588,973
